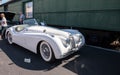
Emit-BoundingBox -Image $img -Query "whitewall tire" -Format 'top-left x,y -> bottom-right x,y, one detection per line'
39,41 -> 55,62
7,32 -> 13,44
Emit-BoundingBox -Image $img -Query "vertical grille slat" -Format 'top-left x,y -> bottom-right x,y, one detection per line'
70,36 -> 75,48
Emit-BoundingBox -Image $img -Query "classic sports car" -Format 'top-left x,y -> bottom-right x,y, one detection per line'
5,19 -> 85,62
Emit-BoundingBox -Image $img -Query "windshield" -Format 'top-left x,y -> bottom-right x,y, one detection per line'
23,19 -> 38,26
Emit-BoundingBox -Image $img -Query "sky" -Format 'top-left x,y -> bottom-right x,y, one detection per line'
2,0 -> 11,4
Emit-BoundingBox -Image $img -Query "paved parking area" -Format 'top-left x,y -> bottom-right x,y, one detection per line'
0,36 -> 120,75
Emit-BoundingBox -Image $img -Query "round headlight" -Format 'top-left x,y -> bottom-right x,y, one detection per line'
74,34 -> 82,43
61,38 -> 70,47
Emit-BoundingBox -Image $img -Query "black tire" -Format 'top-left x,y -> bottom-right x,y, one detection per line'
39,41 -> 55,63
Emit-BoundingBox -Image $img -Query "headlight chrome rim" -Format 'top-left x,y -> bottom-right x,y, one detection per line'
61,38 -> 70,47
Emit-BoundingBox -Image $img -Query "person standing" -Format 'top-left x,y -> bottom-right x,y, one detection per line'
19,12 -> 25,24
0,13 -> 7,32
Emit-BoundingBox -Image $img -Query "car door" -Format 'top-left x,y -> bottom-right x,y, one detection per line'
22,32 -> 38,53
13,31 -> 27,48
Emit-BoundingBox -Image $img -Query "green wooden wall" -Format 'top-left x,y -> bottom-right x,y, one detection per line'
8,1 -> 22,21
34,0 -> 120,31
0,6 -> 4,11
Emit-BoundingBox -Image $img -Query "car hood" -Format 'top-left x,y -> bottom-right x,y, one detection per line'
27,26 -> 71,38
0,11 -> 15,21
62,29 -> 80,35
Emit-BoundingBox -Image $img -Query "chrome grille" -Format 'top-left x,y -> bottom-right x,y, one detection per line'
70,36 -> 75,48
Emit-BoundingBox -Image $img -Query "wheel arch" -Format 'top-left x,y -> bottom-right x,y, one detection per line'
5,31 -> 10,39
36,38 -> 62,59
37,40 -> 43,55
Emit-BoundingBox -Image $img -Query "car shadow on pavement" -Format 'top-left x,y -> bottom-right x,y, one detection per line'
0,39 -> 63,71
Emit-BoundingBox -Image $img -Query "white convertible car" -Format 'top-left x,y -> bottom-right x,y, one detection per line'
5,19 -> 85,62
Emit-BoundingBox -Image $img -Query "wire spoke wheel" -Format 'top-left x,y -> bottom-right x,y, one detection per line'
40,41 -> 55,62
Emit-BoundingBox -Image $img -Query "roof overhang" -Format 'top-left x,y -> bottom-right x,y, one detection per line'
0,0 -> 20,6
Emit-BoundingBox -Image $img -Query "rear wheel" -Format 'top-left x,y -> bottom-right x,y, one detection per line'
7,32 -> 13,44
39,41 -> 55,62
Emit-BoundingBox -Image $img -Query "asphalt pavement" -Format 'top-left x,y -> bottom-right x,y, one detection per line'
0,36 -> 120,75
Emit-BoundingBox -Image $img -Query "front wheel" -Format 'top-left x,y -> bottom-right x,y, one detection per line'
39,41 -> 55,63
7,32 -> 13,44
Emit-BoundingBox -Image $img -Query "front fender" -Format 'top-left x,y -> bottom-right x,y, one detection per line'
37,34 -> 68,59
39,35 -> 62,59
